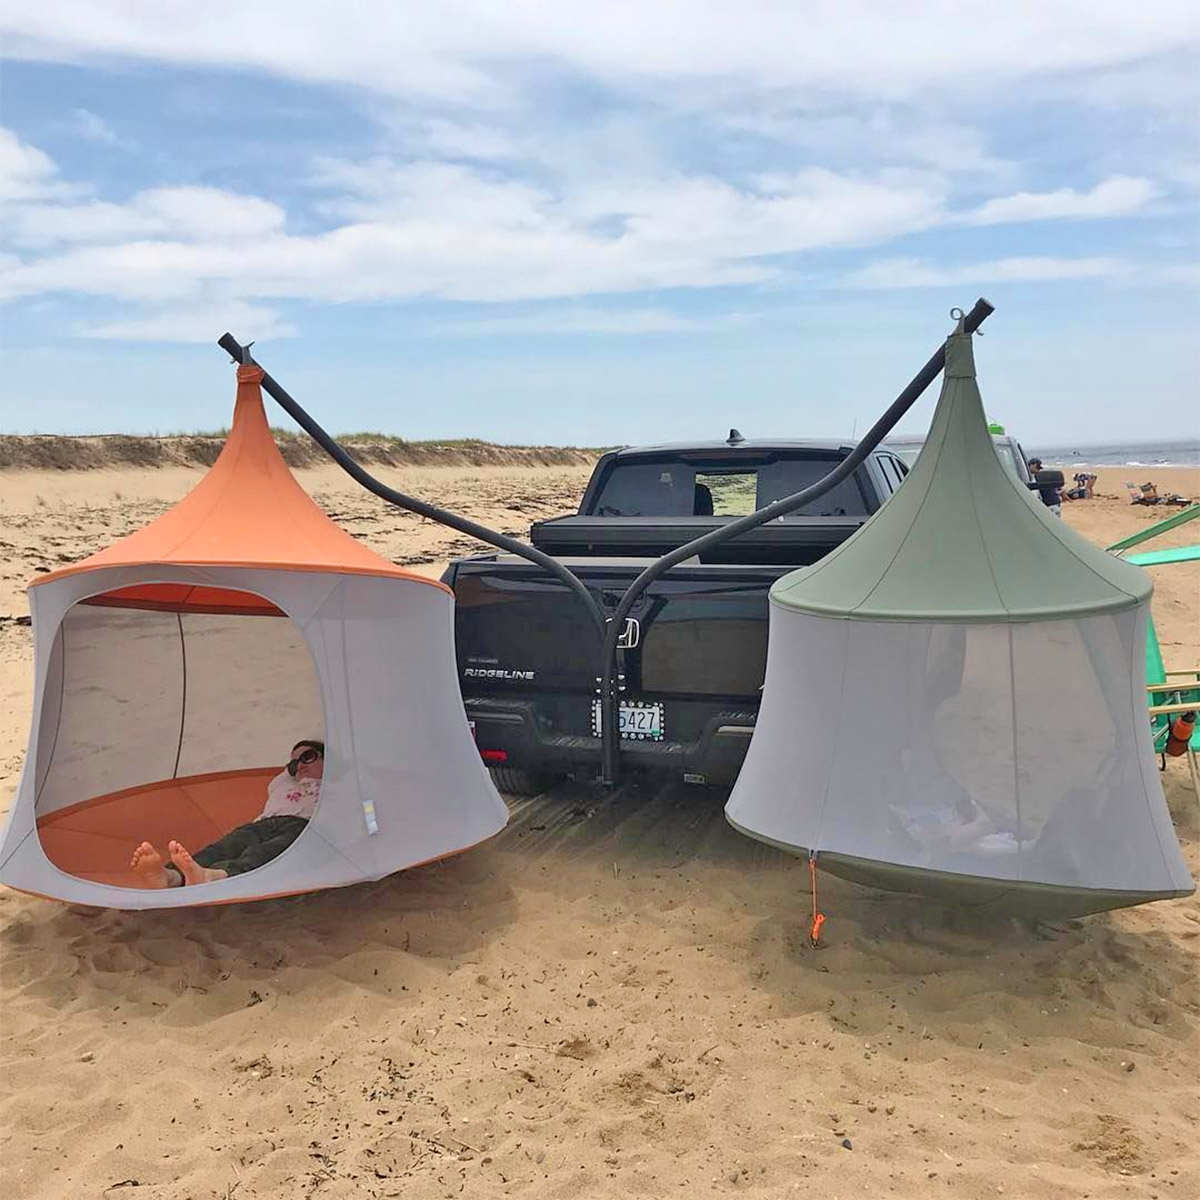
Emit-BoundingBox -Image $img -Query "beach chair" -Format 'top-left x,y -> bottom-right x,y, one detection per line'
1109,507 -> 1200,802
1145,666 -> 1200,803
1140,609 -> 1199,749
1123,481 -> 1194,508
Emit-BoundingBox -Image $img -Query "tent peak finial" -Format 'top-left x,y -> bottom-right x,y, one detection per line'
950,303 -> 987,337
218,332 -> 256,366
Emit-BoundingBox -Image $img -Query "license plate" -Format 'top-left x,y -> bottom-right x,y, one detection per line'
591,700 -> 664,741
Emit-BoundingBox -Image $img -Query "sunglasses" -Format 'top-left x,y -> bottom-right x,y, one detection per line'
287,747 -> 323,777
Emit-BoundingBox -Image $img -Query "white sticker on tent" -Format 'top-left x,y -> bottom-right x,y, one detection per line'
361,796 -> 379,835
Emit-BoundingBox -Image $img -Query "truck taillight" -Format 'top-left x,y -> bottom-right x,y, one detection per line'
480,749 -> 508,763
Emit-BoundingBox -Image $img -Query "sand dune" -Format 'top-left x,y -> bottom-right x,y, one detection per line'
0,433 -> 595,473
0,460 -> 1197,1199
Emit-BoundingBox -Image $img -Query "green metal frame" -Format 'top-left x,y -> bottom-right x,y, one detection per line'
1108,508 -> 1200,757
1105,503 -> 1199,555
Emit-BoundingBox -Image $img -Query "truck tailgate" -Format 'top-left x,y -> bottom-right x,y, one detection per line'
449,557 -> 782,781
451,558 -> 782,699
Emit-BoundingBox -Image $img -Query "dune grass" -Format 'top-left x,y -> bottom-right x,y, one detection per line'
157,428 -> 601,451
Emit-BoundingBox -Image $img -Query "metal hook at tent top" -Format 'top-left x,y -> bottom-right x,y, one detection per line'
950,304 -> 987,336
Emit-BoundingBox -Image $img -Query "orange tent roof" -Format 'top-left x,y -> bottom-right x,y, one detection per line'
33,365 -> 448,599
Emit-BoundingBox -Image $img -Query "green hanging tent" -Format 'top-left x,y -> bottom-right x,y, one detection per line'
726,328 -> 1193,917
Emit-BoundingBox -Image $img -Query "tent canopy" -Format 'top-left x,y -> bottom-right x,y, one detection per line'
32,364 -> 445,601
772,335 -> 1151,623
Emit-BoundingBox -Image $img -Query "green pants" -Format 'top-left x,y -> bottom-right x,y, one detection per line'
165,815 -> 309,881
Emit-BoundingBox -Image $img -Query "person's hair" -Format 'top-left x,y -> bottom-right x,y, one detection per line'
292,739 -> 324,757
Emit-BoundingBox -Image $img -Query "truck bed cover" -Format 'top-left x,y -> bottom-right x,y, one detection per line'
530,514 -> 865,563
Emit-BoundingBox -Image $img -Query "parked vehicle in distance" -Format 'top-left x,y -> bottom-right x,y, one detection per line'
884,431 -> 1034,485
442,435 -> 912,795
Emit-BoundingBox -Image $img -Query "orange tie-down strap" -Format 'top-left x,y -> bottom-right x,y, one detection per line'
35,768 -> 277,887
809,852 -> 826,946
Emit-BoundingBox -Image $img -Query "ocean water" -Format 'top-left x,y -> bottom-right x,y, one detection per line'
1032,438 -> 1200,470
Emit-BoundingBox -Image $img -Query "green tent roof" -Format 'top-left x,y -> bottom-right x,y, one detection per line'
772,331 -> 1152,622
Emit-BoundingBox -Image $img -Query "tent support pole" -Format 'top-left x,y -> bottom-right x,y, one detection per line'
594,297 -> 995,785
215,335 -> 609,648
220,299 -> 993,790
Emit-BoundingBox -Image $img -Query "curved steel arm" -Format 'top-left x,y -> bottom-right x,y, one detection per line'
215,334 -> 607,641
219,298 -> 992,790
596,298 -> 995,783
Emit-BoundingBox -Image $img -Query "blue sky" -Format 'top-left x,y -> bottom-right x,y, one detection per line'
1,2 -> 1197,447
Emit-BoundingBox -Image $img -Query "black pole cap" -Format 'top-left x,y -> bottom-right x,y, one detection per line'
217,332 -> 255,365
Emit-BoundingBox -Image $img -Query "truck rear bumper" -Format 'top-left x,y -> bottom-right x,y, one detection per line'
465,696 -> 757,786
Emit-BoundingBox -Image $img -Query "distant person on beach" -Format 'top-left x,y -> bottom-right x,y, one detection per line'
1065,473 -> 1097,501
130,740 -> 324,887
1027,458 -> 1063,517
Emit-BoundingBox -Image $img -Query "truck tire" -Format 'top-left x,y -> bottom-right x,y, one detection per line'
488,767 -> 565,797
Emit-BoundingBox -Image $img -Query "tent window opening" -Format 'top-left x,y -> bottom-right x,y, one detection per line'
34,587 -> 325,890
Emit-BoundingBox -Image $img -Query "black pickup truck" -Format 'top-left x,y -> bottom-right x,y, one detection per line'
441,436 -> 910,793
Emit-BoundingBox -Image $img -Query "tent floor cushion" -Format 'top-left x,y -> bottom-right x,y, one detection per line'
36,767 -> 280,887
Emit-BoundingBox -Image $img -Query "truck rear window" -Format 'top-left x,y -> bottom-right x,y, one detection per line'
592,456 -> 868,517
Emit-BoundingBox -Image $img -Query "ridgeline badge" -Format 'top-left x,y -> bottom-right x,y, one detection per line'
463,667 -> 536,681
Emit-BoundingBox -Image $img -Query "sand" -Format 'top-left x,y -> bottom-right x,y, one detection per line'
0,460 -> 1197,1200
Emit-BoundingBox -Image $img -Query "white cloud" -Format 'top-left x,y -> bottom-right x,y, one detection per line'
1026,50 -> 1200,117
2,149 -> 949,305
0,55 -> 1185,343
0,126 -> 61,200
1152,262 -> 1200,287
6,185 -> 287,248
844,256 -> 1126,289
618,169 -> 947,260
722,110 -> 1015,179
966,176 -> 1157,225
1,219 -> 769,305
406,119 -> 518,162
311,158 -> 555,228
431,307 -> 751,336
1,2 -> 1196,107
71,108 -> 130,148
80,299 -> 294,343
1,130 -> 1177,318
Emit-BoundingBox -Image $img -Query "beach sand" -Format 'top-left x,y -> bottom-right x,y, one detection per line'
0,460 -> 1197,1200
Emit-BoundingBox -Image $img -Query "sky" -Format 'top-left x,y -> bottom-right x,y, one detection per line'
1,1 -> 1198,448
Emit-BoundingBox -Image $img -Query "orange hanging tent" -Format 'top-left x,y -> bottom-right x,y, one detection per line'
0,366 -> 507,908
48,364 -> 435,605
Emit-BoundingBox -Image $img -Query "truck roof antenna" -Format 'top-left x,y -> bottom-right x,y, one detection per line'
727,428 -> 745,446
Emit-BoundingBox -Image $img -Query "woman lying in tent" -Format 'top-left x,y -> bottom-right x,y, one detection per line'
130,740 -> 324,888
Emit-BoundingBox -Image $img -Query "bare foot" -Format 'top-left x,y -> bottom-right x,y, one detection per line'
131,842 -> 174,888
168,840 -> 228,886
